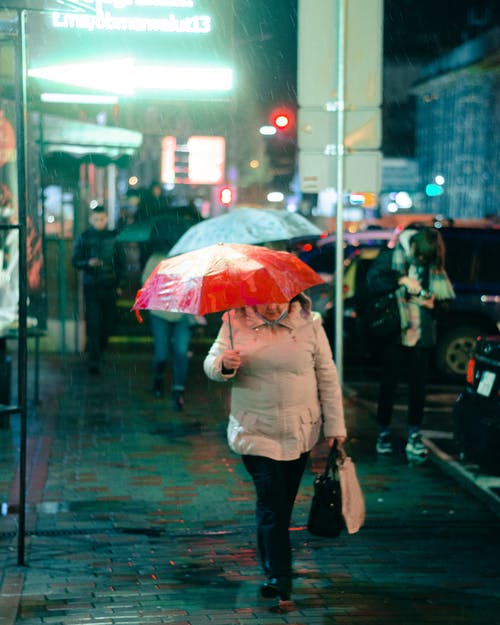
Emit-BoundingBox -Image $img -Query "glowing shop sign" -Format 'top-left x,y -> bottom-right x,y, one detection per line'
161,136 -> 225,185
51,11 -> 211,33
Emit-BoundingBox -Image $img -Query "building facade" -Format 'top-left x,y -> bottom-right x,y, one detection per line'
412,28 -> 500,219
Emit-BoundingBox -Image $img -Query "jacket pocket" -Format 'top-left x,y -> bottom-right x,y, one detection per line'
300,408 -> 320,424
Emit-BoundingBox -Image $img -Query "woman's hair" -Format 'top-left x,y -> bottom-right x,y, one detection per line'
291,292 -> 312,313
410,228 -> 445,269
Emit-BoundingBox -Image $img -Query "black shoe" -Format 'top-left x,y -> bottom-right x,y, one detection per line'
171,390 -> 184,411
152,379 -> 164,398
260,577 -> 291,601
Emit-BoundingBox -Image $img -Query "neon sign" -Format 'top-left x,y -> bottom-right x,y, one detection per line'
52,0 -> 211,33
51,11 -> 211,33
29,0 -> 233,99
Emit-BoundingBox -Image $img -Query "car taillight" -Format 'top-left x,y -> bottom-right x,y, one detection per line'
466,357 -> 475,386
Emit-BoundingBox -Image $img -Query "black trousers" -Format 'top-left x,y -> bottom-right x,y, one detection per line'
376,342 -> 431,429
83,285 -> 117,368
242,452 -> 309,579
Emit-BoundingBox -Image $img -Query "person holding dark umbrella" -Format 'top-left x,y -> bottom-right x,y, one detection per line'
203,292 -> 347,603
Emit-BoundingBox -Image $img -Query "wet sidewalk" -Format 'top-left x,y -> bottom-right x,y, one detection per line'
1,344 -> 499,624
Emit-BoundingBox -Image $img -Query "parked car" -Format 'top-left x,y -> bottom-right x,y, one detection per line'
452,335 -> 500,475
300,229 -> 395,318
432,227 -> 500,377
304,226 -> 500,379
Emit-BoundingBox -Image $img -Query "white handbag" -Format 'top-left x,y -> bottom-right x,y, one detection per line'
338,456 -> 366,534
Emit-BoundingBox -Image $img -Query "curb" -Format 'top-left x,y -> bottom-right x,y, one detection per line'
346,387 -> 500,519
424,437 -> 500,518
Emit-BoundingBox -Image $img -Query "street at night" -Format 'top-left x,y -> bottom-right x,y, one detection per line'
1,344 -> 499,624
1,0 -> 500,623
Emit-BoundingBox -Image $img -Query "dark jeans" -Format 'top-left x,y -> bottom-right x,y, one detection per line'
83,285 -> 117,368
242,452 -> 309,579
150,314 -> 191,391
376,343 -> 431,429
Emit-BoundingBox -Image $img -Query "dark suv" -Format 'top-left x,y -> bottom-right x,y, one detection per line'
309,227 -> 500,379
433,227 -> 500,377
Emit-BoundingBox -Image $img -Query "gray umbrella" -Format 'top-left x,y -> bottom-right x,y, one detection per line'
168,207 -> 322,256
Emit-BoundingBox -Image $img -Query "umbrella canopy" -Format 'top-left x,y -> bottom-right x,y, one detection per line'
167,207 -> 323,256
116,213 -> 199,246
133,242 -> 324,316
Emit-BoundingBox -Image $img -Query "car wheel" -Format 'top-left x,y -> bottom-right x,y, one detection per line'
435,325 -> 481,379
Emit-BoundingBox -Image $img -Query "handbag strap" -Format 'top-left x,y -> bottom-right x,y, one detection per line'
322,441 -> 340,479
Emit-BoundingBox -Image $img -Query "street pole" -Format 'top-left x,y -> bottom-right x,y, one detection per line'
334,0 -> 346,385
14,7 -> 29,567
297,0 -> 383,386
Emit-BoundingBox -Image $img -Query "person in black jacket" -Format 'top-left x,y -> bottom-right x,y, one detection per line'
365,228 -> 455,462
135,181 -> 169,222
72,206 -> 126,374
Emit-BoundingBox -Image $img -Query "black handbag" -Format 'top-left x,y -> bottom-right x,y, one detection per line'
364,292 -> 400,337
307,444 -> 344,538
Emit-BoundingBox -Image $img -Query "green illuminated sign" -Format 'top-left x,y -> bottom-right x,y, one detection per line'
27,0 -> 234,99
51,13 -> 211,34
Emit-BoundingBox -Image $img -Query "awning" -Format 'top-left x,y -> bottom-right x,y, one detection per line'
31,113 -> 143,161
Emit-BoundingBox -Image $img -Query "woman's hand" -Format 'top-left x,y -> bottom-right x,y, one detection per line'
326,436 -> 347,459
222,349 -> 241,372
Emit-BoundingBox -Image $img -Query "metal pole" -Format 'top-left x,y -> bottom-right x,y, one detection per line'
58,238 -> 67,356
334,0 -> 346,385
14,8 -> 29,567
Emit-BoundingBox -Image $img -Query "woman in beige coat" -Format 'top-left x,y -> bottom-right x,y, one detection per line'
204,293 -> 346,601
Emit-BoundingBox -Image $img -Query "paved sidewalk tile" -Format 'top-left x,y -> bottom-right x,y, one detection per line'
1,346 -> 499,624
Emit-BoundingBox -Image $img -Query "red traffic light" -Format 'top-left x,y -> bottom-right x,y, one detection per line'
219,186 -> 233,207
270,107 -> 294,131
273,112 -> 290,130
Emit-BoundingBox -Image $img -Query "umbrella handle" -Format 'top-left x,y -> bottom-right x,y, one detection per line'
228,313 -> 234,349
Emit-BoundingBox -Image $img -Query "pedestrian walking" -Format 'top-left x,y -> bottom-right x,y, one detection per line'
365,227 -> 455,461
72,205 -> 126,374
141,249 -> 194,411
136,181 -> 169,222
203,293 -> 347,602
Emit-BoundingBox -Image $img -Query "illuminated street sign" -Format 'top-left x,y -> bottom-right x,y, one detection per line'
27,0 -> 234,100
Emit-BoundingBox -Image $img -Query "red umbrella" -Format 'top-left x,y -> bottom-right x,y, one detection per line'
133,241 -> 324,316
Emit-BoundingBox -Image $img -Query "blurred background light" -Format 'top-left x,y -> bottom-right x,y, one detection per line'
41,93 -> 119,104
259,125 -> 277,136
30,60 -> 233,94
395,191 -> 413,208
267,191 -> 284,202
425,183 -> 444,197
